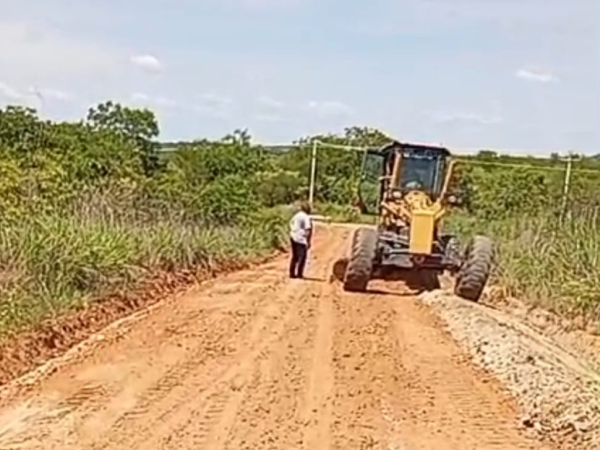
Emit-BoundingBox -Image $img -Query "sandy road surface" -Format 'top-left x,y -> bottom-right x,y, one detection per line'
0,224 -> 553,450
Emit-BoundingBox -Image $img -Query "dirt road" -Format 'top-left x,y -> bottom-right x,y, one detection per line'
0,224 -> 553,450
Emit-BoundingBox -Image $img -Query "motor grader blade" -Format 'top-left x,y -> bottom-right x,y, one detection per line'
332,255 -> 441,295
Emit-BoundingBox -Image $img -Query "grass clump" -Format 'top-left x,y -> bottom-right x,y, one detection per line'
0,208 -> 287,337
449,211 -> 600,321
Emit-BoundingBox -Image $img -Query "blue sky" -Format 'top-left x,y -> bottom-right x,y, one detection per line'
0,0 -> 597,154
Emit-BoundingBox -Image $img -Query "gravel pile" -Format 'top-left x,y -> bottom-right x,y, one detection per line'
420,290 -> 600,450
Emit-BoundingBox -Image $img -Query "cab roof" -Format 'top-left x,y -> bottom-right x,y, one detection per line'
380,140 -> 451,157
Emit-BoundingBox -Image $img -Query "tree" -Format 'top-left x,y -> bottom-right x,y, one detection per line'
86,101 -> 160,175
282,127 -> 391,204
0,106 -> 50,154
477,150 -> 498,160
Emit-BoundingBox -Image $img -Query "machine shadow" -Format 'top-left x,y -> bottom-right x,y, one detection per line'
331,258 -> 441,296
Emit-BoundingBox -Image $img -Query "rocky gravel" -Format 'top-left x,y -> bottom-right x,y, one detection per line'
420,289 -> 600,450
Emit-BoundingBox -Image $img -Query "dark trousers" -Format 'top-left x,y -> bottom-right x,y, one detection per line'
289,239 -> 308,278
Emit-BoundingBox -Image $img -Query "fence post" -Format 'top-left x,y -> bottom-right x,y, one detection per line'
560,153 -> 573,222
308,140 -> 318,207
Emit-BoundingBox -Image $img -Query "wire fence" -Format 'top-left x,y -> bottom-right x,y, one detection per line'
305,140 -> 600,220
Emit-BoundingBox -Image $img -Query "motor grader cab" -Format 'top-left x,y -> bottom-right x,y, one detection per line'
343,141 -> 494,302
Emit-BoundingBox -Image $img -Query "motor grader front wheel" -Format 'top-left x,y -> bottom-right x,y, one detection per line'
343,228 -> 377,292
454,236 -> 494,302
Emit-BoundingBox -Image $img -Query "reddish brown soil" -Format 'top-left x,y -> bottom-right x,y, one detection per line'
0,259 -> 266,387
0,225 -> 555,450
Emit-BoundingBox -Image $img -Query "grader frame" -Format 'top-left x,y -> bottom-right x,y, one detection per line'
343,141 -> 494,302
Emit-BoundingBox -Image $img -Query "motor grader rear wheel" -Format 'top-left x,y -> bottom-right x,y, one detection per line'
343,228 -> 377,292
454,236 -> 494,302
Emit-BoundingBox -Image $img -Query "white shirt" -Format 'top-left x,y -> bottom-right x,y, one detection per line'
290,211 -> 312,245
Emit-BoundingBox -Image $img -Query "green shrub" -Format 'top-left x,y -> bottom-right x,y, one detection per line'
315,202 -> 363,223
455,165 -> 562,219
254,170 -> 304,207
197,175 -> 258,224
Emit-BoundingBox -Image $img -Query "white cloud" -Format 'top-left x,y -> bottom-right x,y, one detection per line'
516,68 -> 558,83
373,0 -> 595,41
306,100 -> 355,118
154,97 -> 177,107
130,54 -> 164,73
193,93 -> 234,119
0,81 -> 26,102
198,93 -> 233,106
257,95 -> 285,109
193,105 -> 229,119
0,81 -> 77,109
255,113 -> 285,122
255,96 -> 285,123
30,87 -> 74,102
0,20 -> 119,79
0,81 -> 43,109
130,92 -> 177,108
427,110 -> 504,125
131,93 -> 150,102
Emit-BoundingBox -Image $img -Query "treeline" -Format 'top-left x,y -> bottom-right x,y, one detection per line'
0,103 -> 296,225
1,100 -> 599,335
161,124 -> 600,223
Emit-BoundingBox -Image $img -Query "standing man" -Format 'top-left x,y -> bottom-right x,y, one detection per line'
289,201 -> 313,279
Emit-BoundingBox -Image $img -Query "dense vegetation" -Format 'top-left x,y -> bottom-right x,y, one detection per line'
0,103 -> 293,337
449,157 -> 600,322
0,101 -> 599,338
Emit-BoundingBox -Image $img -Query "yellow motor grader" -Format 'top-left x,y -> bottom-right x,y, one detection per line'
343,140 -> 494,301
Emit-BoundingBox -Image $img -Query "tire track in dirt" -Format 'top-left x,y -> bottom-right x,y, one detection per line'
91,225 -> 346,450
376,287 -> 546,449
0,310 -> 240,450
329,287 -> 391,450
327,276 -> 555,450
0,383 -> 114,449
130,286 -> 303,450
300,278 -> 335,450
211,226 -> 348,450
0,264 -> 290,450
141,227 -> 346,450
219,290 -> 317,449
89,287 -> 299,450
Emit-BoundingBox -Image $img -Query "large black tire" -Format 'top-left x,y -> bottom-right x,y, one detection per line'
454,236 -> 494,302
343,228 -> 377,292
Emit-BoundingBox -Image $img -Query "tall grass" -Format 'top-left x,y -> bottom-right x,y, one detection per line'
314,202 -> 376,224
449,211 -> 600,320
0,205 -> 287,337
